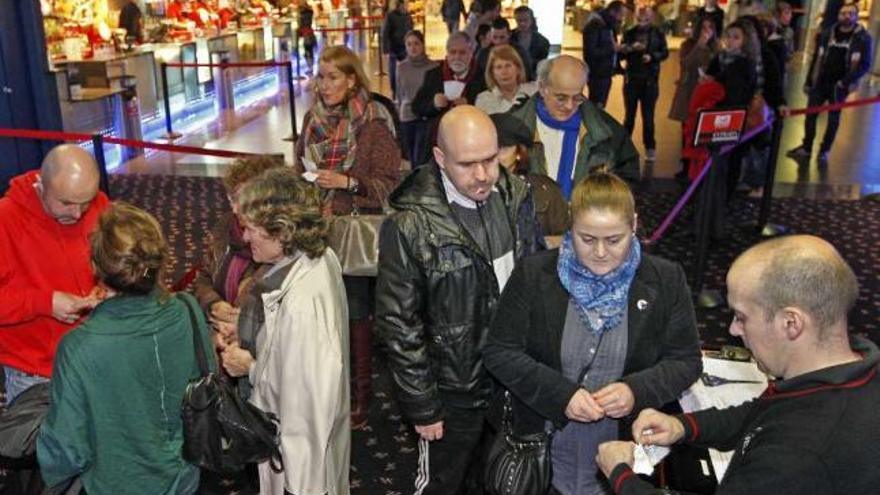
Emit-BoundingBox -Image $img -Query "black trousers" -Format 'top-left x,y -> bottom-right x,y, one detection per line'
401,119 -> 429,165
413,407 -> 494,495
802,83 -> 848,153
623,77 -> 659,150
588,77 -> 613,109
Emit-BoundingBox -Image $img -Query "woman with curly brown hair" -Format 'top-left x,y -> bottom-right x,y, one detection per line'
218,168 -> 350,495
192,154 -> 282,350
37,202 -> 214,494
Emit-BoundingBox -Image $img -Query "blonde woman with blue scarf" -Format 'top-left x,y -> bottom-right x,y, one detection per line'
483,172 -> 702,495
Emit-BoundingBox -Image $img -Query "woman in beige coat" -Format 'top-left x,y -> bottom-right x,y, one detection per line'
220,168 -> 350,495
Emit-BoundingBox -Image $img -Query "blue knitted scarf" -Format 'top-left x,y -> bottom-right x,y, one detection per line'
536,97 -> 581,199
557,231 -> 642,334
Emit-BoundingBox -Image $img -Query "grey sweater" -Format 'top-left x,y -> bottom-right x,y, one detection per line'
395,56 -> 438,122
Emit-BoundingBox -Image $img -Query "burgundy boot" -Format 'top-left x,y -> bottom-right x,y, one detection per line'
350,317 -> 373,429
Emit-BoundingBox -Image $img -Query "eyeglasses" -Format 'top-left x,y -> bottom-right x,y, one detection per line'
550,92 -> 586,106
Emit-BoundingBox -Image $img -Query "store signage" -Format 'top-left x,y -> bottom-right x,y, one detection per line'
693,109 -> 747,146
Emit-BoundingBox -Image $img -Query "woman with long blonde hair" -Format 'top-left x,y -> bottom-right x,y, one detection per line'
294,45 -> 402,429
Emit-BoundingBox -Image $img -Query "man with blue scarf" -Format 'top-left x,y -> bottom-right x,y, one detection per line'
508,55 -> 640,199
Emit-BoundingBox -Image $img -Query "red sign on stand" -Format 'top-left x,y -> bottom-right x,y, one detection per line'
693,109 -> 747,147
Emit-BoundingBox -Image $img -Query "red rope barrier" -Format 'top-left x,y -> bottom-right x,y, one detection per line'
102,136 -> 254,158
164,61 -> 285,69
786,94 -> 880,116
0,127 -> 257,159
314,25 -> 377,33
0,128 -> 93,142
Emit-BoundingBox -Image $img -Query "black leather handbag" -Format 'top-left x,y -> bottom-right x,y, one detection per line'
178,296 -> 283,474
484,390 -> 552,495
0,381 -> 50,461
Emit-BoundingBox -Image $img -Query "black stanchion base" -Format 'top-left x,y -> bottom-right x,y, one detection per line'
163,131 -> 183,141
759,223 -> 790,237
697,288 -> 724,309
282,134 -> 296,142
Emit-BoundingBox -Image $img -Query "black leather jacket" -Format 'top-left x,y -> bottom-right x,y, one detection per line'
375,163 -> 543,425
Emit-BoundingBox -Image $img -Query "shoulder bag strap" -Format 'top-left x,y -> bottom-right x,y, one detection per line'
178,294 -> 210,378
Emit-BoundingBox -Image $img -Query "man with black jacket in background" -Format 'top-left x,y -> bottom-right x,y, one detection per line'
620,6 -> 668,162
511,6 -> 550,77
787,3 -> 873,164
382,0 -> 413,98
582,0 -> 628,108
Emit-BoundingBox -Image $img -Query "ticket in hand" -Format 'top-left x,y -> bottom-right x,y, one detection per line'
632,443 -> 671,475
301,157 -> 318,172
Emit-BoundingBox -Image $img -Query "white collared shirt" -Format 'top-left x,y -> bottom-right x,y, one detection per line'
536,118 -> 580,183
474,82 -> 538,115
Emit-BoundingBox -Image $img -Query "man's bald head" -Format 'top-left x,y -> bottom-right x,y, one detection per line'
538,55 -> 589,121
41,144 -> 100,190
728,235 -> 859,335
38,144 -> 101,225
436,105 -> 498,155
540,55 -> 588,89
434,106 -> 500,203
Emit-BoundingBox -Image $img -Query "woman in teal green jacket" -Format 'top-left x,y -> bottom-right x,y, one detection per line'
37,203 -> 214,494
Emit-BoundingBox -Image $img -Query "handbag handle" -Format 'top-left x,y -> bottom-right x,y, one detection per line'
178,295 -> 211,378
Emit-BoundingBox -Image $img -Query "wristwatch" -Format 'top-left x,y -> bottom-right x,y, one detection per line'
347,176 -> 360,194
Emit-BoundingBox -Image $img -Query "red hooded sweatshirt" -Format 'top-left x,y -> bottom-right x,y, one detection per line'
0,170 -> 109,377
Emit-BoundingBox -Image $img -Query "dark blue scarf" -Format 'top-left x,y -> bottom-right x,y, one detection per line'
557,231 -> 642,334
536,97 -> 581,199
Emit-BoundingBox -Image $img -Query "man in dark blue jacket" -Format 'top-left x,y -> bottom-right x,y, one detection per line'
582,0 -> 628,108
511,6 -> 550,76
787,3 -> 873,164
382,0 -> 413,98
620,6 -> 669,162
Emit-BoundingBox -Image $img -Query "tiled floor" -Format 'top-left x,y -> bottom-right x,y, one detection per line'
116,13 -> 880,199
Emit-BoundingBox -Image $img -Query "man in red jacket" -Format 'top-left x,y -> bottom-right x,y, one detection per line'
0,144 -> 110,404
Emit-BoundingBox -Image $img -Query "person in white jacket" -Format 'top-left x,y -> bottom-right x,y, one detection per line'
219,168 -> 351,495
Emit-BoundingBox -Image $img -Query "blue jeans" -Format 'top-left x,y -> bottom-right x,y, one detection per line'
3,366 -> 49,405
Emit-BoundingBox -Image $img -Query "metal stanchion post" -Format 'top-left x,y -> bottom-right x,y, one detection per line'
757,117 -> 789,237
693,149 -> 723,308
91,134 -> 111,198
295,30 -> 304,80
375,29 -> 386,77
212,50 -> 235,112
284,63 -> 299,142
161,63 -> 182,140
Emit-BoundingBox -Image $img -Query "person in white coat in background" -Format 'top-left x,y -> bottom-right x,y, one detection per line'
220,168 -> 351,495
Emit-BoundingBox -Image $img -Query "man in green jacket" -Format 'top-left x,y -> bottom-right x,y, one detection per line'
508,55 -> 640,198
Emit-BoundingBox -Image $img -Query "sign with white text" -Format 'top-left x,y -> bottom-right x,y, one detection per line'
694,109 -> 747,147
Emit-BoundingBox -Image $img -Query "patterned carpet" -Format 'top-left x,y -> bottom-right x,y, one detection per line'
107,174 -> 879,494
